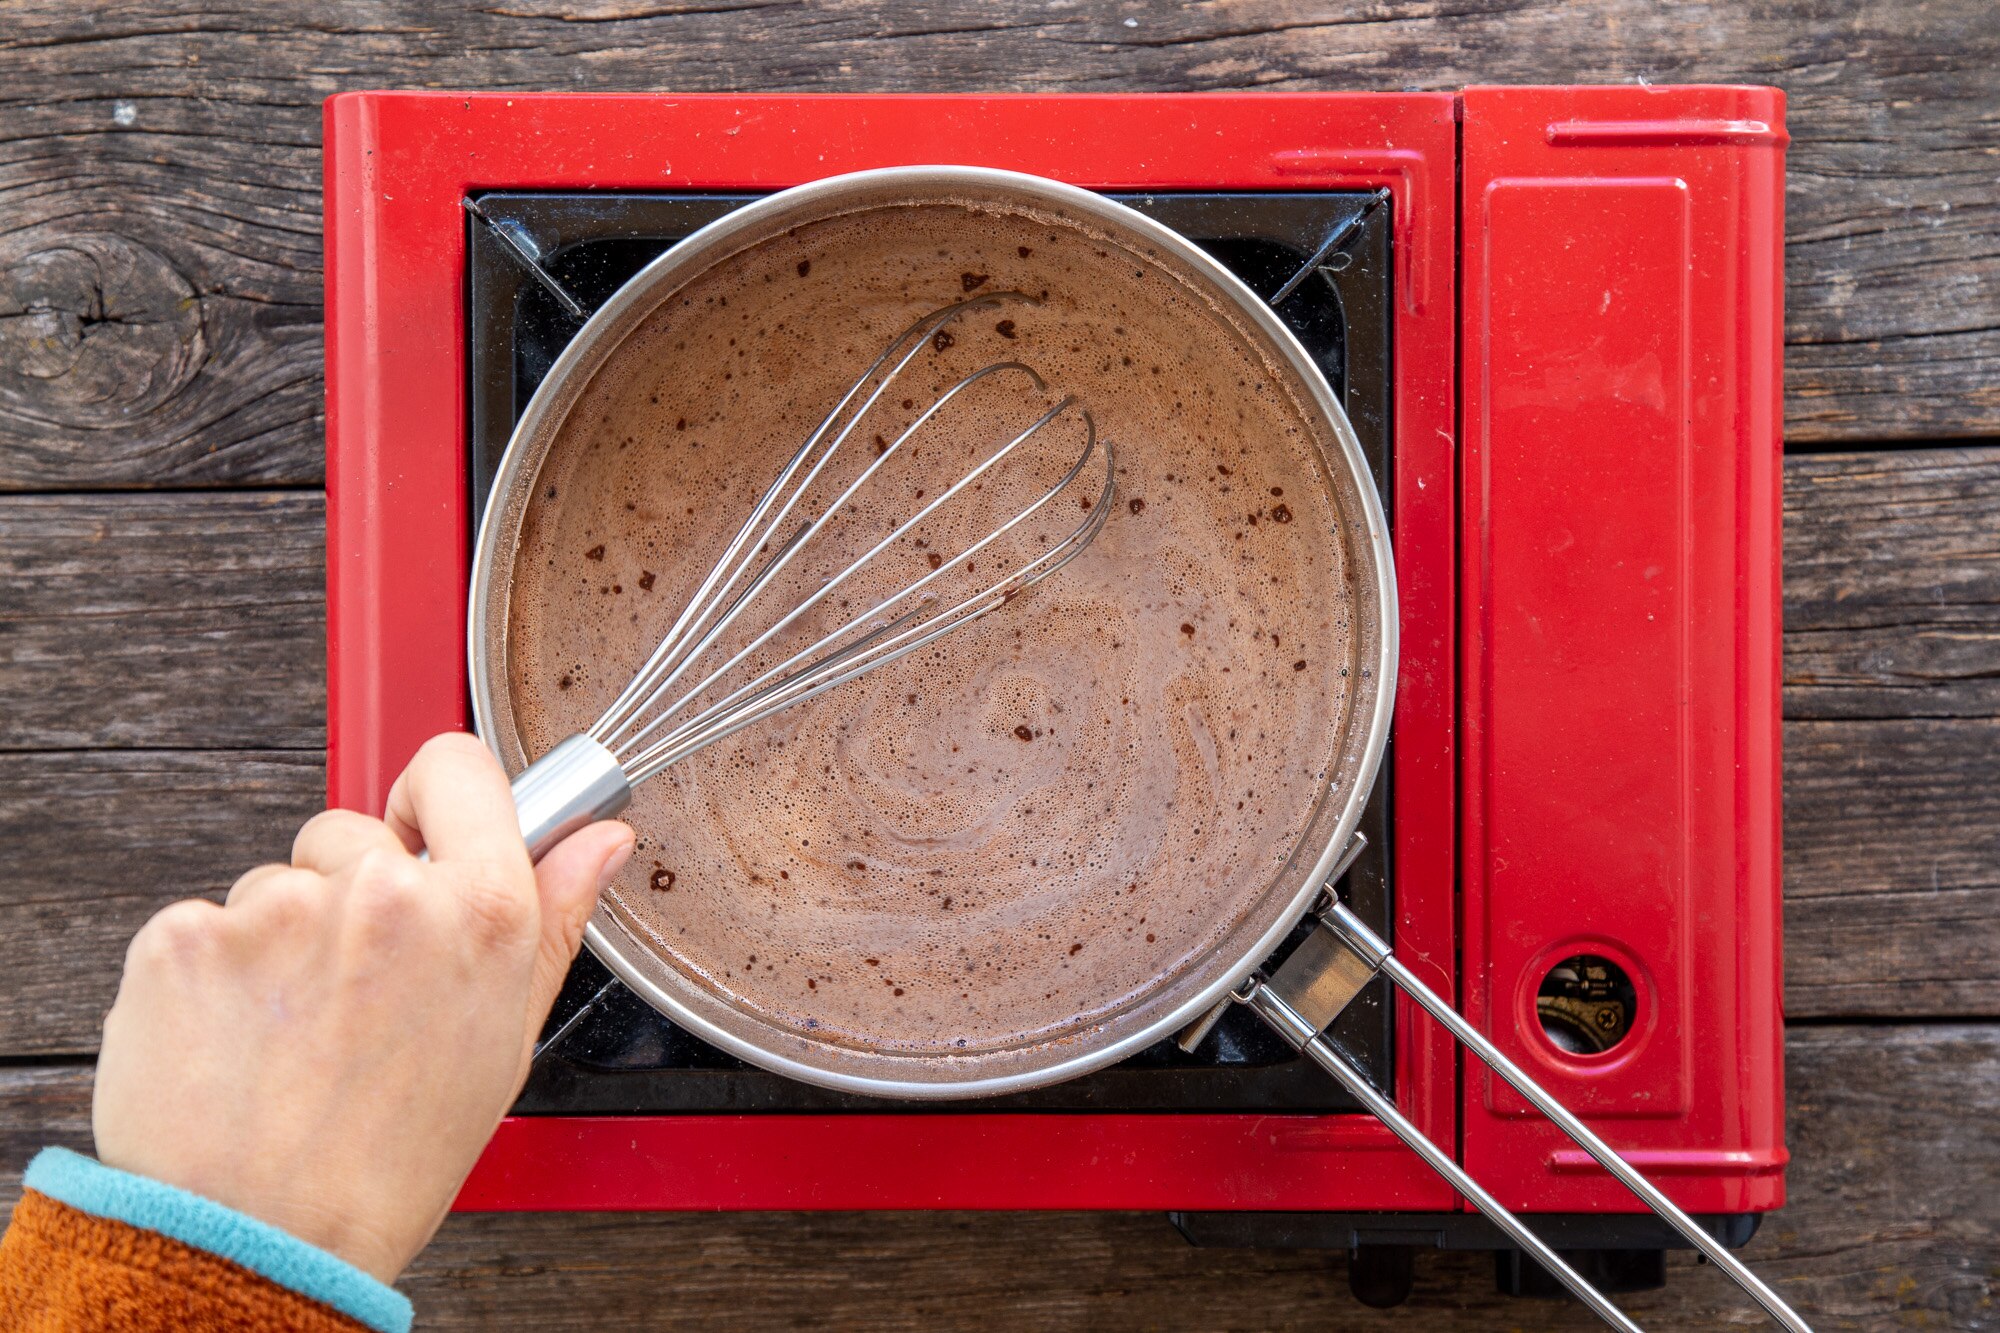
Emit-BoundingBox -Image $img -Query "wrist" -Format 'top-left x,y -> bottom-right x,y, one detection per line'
95,1146 -> 411,1283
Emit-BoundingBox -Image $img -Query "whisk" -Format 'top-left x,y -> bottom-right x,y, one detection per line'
503,291 -> 1115,862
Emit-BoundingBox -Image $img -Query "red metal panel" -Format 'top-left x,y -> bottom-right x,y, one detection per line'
464,1114 -> 1440,1212
1479,177 -> 1698,1123
323,92 -> 1460,1212
1459,85 -> 1787,1213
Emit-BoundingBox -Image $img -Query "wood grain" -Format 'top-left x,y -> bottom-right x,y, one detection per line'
3,0 -> 1998,487
1785,447 -> 2000,724
1792,716 -> 2000,1016
0,1068 -> 90,1193
4,1024 -> 1992,1330
1779,448 -> 2000,1017
0,491 -> 325,750
1,443 -> 1989,754
1783,718 -> 2000,1018
0,750 -> 321,1055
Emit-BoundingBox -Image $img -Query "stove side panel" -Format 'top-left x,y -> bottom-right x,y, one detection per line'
1457,85 -> 1787,1215
324,94 -> 478,815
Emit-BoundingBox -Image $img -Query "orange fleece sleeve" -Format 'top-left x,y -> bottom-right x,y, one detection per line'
0,1188 -> 371,1332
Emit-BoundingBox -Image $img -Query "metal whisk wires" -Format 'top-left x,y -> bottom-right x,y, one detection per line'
587,292 -> 1113,787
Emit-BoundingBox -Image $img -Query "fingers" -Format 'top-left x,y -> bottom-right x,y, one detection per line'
225,862 -> 294,906
123,896 -> 225,971
293,808 -> 407,876
522,820 -> 634,1027
230,807 -> 403,914
383,733 -> 528,871
221,866 -> 323,939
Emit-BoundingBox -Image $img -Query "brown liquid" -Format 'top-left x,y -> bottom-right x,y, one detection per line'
507,199 -> 1357,1055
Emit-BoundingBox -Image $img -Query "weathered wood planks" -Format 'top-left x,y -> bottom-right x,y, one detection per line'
1784,719 -> 2000,1018
0,750 -> 322,1054
1780,447 -> 2000,1017
2,718 -> 1981,1050
0,492 -> 325,750
3,0 -> 1999,489
4,1024 -> 1992,1329
1785,448 -> 2000,724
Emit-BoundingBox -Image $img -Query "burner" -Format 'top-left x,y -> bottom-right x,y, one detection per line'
465,191 -> 1396,1114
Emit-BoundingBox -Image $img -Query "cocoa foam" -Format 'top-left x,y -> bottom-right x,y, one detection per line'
505,198 -> 1359,1056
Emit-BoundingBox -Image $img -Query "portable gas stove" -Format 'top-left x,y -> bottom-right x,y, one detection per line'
324,88 -> 1786,1305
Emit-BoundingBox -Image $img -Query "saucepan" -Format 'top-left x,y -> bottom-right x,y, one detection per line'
466,167 -> 1807,1333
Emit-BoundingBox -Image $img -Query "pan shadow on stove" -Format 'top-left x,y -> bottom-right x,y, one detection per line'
466,189 -> 1396,1117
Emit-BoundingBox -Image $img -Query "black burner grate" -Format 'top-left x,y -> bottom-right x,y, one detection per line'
466,191 -> 1394,1114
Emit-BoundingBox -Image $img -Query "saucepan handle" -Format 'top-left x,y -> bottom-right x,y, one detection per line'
1232,890 -> 1812,1333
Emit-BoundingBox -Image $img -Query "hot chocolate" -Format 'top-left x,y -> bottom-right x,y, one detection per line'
505,197 -> 1360,1056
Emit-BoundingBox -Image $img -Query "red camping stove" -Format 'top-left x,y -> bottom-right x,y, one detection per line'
324,88 -> 1785,1302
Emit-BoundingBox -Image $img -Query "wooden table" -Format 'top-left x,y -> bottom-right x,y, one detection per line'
3,4 -> 1995,1327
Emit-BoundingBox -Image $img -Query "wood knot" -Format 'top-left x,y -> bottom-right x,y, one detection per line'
0,231 -> 204,430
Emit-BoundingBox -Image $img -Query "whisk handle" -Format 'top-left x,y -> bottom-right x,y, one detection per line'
510,734 -> 633,862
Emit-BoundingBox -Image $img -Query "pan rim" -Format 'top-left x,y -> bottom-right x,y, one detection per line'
469,164 -> 1398,1099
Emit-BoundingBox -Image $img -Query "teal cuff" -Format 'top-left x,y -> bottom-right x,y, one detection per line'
23,1148 -> 413,1333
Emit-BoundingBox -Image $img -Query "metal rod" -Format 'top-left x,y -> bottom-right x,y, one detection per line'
607,371 -> 1068,762
624,452 -> 1112,784
1266,187 -> 1390,307
1177,833 -> 1373,1054
620,405 -> 1103,776
462,197 -> 587,319
531,977 -> 620,1063
592,293 -> 1028,745
1322,902 -> 1814,1333
1241,978 -> 1643,1332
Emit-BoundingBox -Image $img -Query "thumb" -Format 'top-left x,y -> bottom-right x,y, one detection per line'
525,820 -> 634,1025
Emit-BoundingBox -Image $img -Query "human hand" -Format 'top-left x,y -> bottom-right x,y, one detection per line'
92,732 -> 634,1282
